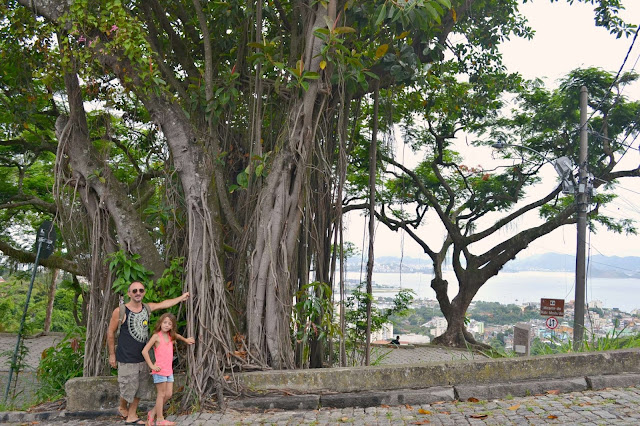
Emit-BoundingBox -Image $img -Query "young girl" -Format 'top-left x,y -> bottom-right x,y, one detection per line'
142,313 -> 195,426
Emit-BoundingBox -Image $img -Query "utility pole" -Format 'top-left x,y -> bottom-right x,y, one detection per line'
573,86 -> 588,350
365,81 -> 380,365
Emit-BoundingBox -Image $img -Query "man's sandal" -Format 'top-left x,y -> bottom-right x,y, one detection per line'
124,418 -> 145,425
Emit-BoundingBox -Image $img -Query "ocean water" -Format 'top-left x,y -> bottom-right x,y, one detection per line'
345,271 -> 640,313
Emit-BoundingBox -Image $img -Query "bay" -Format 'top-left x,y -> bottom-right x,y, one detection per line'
345,270 -> 640,313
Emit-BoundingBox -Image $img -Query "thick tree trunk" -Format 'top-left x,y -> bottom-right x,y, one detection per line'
142,100 -> 238,399
246,1 -> 330,369
56,71 -> 154,377
430,276 -> 488,349
247,152 -> 302,369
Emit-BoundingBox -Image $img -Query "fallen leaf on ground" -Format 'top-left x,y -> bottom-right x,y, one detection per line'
411,421 -> 430,425
508,403 -> 521,410
546,389 -> 560,395
432,401 -> 445,404
467,397 -> 480,402
380,404 -> 390,408
547,415 -> 558,419
341,417 -> 350,421
417,409 -> 432,415
469,413 -> 488,419
405,404 -> 413,410
439,411 -> 450,415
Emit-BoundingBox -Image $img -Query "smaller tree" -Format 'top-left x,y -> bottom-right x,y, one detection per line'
344,284 -> 414,365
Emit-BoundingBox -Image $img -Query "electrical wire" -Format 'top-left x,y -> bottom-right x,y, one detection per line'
586,26 -> 639,124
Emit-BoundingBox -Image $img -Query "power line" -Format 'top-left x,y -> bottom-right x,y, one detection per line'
586,26 -> 639,124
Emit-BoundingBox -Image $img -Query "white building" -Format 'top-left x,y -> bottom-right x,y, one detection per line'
422,316 -> 447,337
372,322 -> 394,342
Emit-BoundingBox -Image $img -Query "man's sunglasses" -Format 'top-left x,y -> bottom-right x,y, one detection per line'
131,288 -> 145,294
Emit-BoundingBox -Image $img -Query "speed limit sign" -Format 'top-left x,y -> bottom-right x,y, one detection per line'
546,316 -> 558,330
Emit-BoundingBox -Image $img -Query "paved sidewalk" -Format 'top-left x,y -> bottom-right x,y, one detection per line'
0,333 -> 65,371
4,385 -> 640,425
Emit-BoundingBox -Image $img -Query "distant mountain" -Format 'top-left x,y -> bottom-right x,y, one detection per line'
347,253 -> 640,278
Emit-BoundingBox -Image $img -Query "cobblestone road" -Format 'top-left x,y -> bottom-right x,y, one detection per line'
6,385 -> 640,425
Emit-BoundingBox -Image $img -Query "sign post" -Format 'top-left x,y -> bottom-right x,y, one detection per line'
3,221 -> 56,403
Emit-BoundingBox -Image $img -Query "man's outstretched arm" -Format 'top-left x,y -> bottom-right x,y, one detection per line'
148,292 -> 190,311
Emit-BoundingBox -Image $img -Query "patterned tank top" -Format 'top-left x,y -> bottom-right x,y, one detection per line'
115,306 -> 149,363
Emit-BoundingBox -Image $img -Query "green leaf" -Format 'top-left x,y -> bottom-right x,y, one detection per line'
375,3 -> 387,26
334,26 -> 356,34
237,170 -> 249,188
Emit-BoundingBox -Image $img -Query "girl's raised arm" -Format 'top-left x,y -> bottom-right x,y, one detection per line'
176,333 -> 195,345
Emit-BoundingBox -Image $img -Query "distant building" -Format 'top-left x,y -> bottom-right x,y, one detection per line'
468,320 -> 484,335
590,300 -> 604,309
371,322 -> 394,342
422,316 -> 447,337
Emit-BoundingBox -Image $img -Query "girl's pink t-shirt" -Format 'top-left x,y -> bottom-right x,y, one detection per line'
152,332 -> 173,377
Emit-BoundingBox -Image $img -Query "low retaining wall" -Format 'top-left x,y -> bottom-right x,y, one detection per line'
238,348 -> 640,393
66,348 -> 640,411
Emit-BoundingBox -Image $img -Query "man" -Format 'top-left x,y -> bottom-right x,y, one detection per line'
107,281 -> 189,425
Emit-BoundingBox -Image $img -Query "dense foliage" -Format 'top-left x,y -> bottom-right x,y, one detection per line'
0,273 -> 83,334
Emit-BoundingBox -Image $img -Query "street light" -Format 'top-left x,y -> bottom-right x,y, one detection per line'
491,141 -> 576,194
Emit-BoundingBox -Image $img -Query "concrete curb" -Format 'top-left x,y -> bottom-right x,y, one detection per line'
587,373 -> 640,390
455,377 -> 588,401
0,408 -> 119,424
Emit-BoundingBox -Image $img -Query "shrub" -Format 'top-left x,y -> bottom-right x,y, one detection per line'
36,329 -> 85,402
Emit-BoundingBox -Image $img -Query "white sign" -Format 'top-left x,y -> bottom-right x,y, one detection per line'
545,316 -> 559,330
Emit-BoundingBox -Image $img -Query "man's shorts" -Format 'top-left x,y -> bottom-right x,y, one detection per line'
118,361 -> 150,403
152,373 -> 175,384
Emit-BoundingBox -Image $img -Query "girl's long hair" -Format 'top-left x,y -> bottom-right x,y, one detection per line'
154,312 -> 177,341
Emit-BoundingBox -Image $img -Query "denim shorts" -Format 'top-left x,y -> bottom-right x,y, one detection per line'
152,373 -> 175,384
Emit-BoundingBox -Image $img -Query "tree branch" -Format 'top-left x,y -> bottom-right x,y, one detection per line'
0,239 -> 84,276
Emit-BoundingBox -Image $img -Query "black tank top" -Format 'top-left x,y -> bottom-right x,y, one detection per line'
115,305 -> 150,363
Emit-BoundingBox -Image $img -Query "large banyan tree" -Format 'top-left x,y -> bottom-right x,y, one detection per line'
0,0 -> 635,401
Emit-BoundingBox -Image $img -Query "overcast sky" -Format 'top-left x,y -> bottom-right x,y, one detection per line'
344,0 -> 640,260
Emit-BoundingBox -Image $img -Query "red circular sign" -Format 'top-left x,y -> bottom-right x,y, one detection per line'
546,316 -> 558,330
